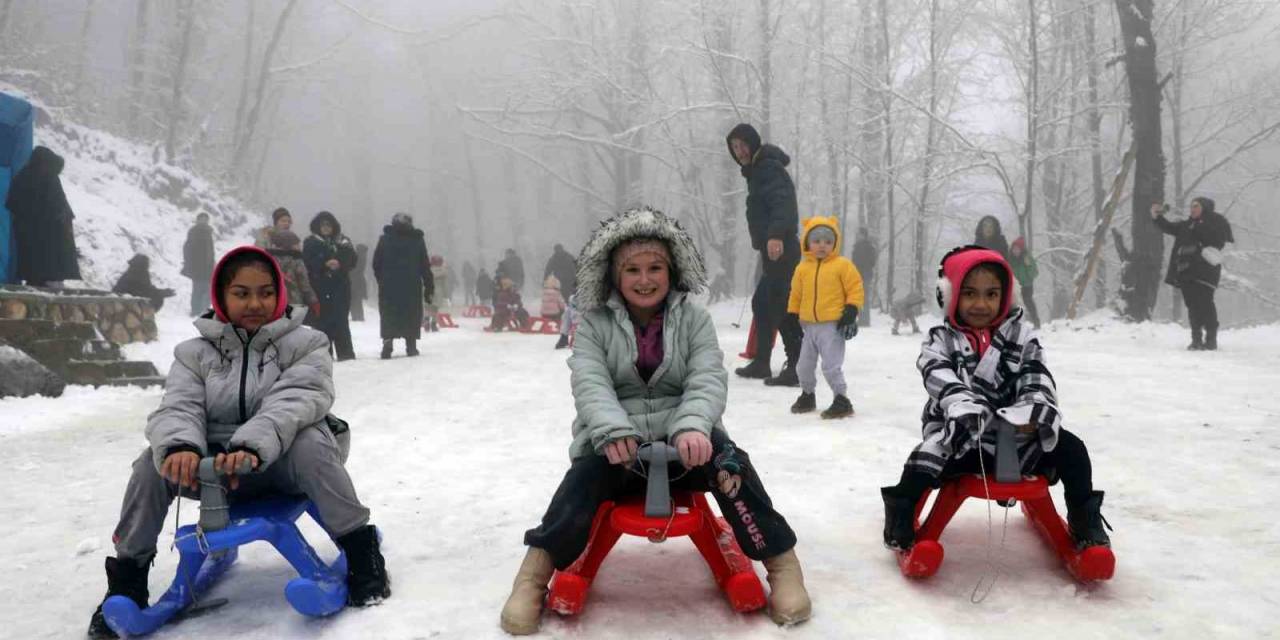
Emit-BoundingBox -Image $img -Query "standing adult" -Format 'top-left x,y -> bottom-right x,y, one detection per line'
350,243 -> 369,322
725,123 -> 802,386
1151,198 -> 1233,350
181,212 -> 215,316
543,243 -> 577,300
303,211 -> 358,361
476,268 -> 495,307
1008,237 -> 1041,328
973,215 -> 1010,259
498,248 -> 525,293
256,207 -> 292,247
4,145 -> 80,287
372,213 -> 433,359
850,227 -> 878,327
462,261 -> 478,306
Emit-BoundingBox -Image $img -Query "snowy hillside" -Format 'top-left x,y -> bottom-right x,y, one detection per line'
1,301 -> 1278,639
1,84 -> 260,295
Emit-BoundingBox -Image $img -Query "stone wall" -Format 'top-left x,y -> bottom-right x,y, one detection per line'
0,286 -> 158,343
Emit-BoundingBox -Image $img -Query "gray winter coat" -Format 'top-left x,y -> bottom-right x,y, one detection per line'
568,290 -> 728,459
145,308 -> 334,471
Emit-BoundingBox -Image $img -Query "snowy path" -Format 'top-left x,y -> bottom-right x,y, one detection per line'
2,302 -> 1278,639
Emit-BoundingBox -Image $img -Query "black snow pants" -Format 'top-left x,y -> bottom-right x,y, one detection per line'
1181,281 -> 1218,335
524,429 -> 797,570
750,242 -> 802,368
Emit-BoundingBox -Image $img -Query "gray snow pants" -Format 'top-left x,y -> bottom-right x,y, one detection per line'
112,426 -> 369,561
797,321 -> 847,395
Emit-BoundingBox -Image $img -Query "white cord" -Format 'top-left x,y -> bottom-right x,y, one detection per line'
970,423 -> 1013,605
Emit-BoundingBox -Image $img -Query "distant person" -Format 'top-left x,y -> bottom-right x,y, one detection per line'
890,290 -> 926,335
543,243 -> 577,299
1008,237 -> 1041,328
851,227 -> 878,327
350,243 -> 369,322
303,211 -> 357,361
973,215 -> 1010,259
476,268 -> 495,308
372,213 -> 432,359
488,274 -> 527,332
499,248 -> 526,293
540,274 -> 566,322
1152,198 -> 1234,350
181,212 -> 216,316
255,207 -> 292,248
462,261 -> 478,306
427,255 -> 451,332
112,254 -> 175,311
265,229 -> 318,316
5,145 -> 81,287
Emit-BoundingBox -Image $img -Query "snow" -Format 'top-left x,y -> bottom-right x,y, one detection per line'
1135,36 -> 1148,48
2,301 -> 1279,638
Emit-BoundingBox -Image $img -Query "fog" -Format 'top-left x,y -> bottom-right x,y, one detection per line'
3,0 -> 1279,324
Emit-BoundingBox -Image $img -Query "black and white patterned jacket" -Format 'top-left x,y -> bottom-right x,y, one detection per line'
906,308 -> 1062,478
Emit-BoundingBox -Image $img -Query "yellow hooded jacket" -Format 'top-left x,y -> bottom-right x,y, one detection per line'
787,216 -> 865,323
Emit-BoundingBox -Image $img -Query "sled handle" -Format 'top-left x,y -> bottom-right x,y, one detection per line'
637,442 -> 681,519
196,456 -> 255,533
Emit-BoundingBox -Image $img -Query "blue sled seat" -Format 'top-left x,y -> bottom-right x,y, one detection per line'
103,496 -> 348,638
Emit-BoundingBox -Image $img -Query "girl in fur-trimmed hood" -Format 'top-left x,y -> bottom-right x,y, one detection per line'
499,207 -> 812,634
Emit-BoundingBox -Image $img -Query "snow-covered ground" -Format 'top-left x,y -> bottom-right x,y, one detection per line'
2,301 -> 1279,639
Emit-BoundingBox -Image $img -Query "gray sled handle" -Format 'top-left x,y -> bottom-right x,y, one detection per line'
637,443 -> 681,519
992,416 -> 1022,484
196,456 -> 255,532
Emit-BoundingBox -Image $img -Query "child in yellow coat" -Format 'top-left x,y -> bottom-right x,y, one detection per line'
786,217 -> 865,418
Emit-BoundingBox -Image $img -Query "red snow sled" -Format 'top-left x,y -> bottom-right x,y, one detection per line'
737,320 -> 777,360
896,474 -> 1115,582
547,491 -> 767,616
463,304 -> 493,318
519,316 -> 561,335
435,312 -> 459,328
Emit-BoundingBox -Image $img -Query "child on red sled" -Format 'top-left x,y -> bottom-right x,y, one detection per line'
489,273 -> 529,332
880,245 -> 1111,552
499,208 -> 811,634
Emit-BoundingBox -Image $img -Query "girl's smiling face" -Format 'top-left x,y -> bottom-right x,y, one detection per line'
957,266 -> 1003,329
618,252 -> 670,314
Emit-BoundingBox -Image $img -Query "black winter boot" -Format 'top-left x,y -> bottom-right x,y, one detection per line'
88,556 -> 151,638
881,487 -> 917,551
554,334 -> 570,350
763,362 -> 800,387
1204,324 -> 1218,351
337,525 -> 391,607
1067,491 -> 1112,550
735,359 -> 773,379
1187,325 -> 1203,351
790,392 -> 816,414
820,394 -> 855,419
380,340 -> 393,360
405,339 -> 420,357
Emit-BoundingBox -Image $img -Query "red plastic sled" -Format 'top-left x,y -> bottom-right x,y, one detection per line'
737,320 -> 778,360
520,316 -> 561,335
547,492 -> 767,616
896,475 -> 1114,583
463,305 -> 493,318
435,312 -> 459,329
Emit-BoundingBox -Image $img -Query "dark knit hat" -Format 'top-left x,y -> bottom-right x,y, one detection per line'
726,123 -> 762,162
271,207 -> 291,224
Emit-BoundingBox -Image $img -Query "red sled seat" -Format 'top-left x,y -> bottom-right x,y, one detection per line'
520,316 -> 561,335
897,475 -> 1115,583
547,492 -> 767,616
435,312 -> 459,328
463,304 -> 493,318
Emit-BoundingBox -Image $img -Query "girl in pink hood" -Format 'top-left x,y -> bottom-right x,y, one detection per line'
879,246 -> 1111,553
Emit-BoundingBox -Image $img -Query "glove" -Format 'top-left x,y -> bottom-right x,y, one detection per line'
837,305 -> 859,339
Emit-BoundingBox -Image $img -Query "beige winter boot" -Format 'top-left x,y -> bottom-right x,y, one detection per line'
499,547 -> 555,635
762,548 -> 812,626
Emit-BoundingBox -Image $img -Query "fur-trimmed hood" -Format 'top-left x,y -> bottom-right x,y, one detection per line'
574,207 -> 707,312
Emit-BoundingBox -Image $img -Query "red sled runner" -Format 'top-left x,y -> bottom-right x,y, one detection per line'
547,491 -> 767,616
519,316 -> 561,335
896,474 -> 1115,582
463,305 -> 493,318
435,312 -> 459,328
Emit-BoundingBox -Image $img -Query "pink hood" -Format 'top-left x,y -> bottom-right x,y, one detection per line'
939,246 -> 1015,328
209,245 -> 290,324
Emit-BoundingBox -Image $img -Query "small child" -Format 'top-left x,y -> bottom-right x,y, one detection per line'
88,246 -> 389,639
540,274 -> 566,321
266,229 -> 319,317
880,245 -> 1110,552
489,274 -> 528,331
786,217 -> 864,419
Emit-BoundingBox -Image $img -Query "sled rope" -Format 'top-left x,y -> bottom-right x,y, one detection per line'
969,423 -> 1012,605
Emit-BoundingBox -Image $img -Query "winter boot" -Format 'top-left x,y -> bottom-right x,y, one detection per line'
820,394 -> 855,419
1187,325 -> 1204,351
336,525 -> 391,607
1067,490 -> 1112,550
761,549 -> 811,626
430,318 -> 440,332
881,487 -> 917,551
763,362 -> 800,387
88,556 -> 151,639
405,339 -> 420,357
499,547 -> 555,635
553,334 -> 570,350
1204,324 -> 1218,351
380,340 -> 393,360
790,392 -> 816,414
734,359 -> 773,379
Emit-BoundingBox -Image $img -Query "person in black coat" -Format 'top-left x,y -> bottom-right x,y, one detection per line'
726,122 -> 803,386
372,213 -> 433,359
1151,198 -> 1234,350
112,254 -> 175,311
5,146 -> 81,287
303,210 -> 358,361
498,249 -> 525,293
851,227 -> 878,327
350,243 -> 370,322
973,215 -> 1011,259
181,212 -> 215,316
543,244 -> 577,300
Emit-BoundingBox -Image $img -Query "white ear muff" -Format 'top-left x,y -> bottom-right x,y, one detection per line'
1009,274 -> 1022,310
935,275 -> 952,311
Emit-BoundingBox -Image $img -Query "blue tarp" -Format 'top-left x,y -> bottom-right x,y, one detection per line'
0,92 -> 35,284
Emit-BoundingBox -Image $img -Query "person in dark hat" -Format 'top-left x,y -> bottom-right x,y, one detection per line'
112,254 -> 175,311
1151,197 -> 1234,350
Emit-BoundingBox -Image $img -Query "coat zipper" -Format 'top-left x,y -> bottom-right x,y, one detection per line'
238,339 -> 252,423
812,259 -> 822,321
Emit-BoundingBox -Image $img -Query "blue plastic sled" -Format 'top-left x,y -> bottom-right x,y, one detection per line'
102,497 -> 348,637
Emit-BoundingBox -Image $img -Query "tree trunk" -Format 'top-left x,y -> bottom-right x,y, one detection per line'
1083,0 -> 1107,309
1020,0 -> 1039,245
164,0 -> 198,163
1069,143 -> 1136,319
1113,0 -> 1166,321
126,0 -> 150,138
231,2 -> 255,170
461,132 -> 488,262
1166,7 -> 1188,321
73,0 -> 96,116
879,0 -> 895,312
914,0 -> 940,295
232,0 -> 299,182
758,0 -> 774,140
